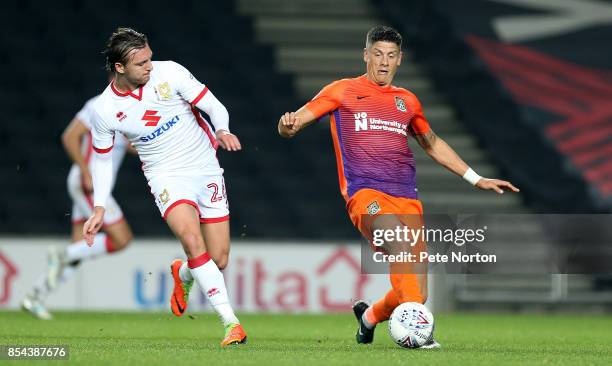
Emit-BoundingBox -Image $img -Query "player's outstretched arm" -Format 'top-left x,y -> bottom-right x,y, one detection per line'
414,130 -> 519,194
278,106 -> 317,138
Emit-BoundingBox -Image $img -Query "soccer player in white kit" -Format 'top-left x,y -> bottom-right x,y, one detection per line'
83,28 -> 247,346
22,88 -> 134,320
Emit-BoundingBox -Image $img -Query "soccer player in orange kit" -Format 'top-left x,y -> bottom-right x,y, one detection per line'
278,26 -> 519,348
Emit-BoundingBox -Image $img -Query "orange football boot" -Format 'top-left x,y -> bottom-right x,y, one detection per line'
170,259 -> 192,316
221,323 -> 247,347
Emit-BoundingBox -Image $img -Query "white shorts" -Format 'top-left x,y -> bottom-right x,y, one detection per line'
67,167 -> 124,226
148,174 -> 230,223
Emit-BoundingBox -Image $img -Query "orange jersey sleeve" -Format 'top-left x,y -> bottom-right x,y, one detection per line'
405,93 -> 431,135
304,80 -> 347,119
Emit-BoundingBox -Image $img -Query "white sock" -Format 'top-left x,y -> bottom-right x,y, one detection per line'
189,255 -> 239,326
31,274 -> 51,299
31,264 -> 77,301
179,261 -> 194,283
65,235 -> 109,263
362,310 -> 375,329
59,265 -> 77,283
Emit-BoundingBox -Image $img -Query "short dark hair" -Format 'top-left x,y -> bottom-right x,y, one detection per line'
366,26 -> 402,48
103,27 -> 148,72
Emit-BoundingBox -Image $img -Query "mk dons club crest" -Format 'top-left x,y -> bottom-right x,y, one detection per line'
367,201 -> 381,215
159,189 -> 170,205
395,96 -> 407,112
156,82 -> 172,101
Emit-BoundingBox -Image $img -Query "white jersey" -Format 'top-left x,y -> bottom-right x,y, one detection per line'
71,95 -> 129,181
91,61 -> 221,181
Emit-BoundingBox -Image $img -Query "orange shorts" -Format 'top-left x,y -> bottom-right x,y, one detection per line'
347,188 -> 424,240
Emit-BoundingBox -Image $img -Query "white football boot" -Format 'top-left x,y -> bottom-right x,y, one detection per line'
21,294 -> 52,320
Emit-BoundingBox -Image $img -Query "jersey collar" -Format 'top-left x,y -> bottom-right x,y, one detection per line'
110,80 -> 143,101
359,74 -> 396,92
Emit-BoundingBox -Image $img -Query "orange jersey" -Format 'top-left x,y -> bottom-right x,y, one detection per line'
305,75 -> 430,201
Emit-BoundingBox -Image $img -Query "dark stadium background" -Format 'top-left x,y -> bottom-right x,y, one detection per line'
2,0 -> 610,240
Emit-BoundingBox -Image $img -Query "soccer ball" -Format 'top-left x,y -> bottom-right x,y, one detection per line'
388,302 -> 435,348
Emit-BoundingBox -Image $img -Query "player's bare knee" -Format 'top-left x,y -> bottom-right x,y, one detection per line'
212,253 -> 228,270
179,232 -> 205,258
106,226 -> 133,251
113,234 -> 132,251
123,230 -> 134,245
384,241 -> 411,257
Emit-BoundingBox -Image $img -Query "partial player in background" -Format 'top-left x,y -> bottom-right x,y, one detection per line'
82,28 -> 246,346
278,26 -> 519,348
22,82 -> 135,320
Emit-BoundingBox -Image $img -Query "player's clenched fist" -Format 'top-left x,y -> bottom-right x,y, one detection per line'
278,112 -> 301,138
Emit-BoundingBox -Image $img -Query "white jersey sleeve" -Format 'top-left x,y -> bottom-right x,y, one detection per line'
91,150 -> 114,208
171,61 -> 230,132
195,89 -> 230,133
170,61 -> 208,104
90,108 -> 115,153
89,105 -> 115,207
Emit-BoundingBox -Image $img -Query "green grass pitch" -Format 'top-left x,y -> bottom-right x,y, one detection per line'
1,311 -> 611,365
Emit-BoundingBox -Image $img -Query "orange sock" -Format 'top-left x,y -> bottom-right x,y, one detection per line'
366,273 -> 426,327
367,289 -> 400,325
391,273 -> 426,304
388,235 -> 427,304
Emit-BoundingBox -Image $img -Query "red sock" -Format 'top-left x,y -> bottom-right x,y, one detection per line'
105,236 -> 117,253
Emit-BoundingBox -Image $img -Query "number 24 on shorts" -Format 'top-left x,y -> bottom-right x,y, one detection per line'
207,182 -> 226,203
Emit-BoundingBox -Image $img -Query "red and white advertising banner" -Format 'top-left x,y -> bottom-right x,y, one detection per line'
0,238 -> 412,313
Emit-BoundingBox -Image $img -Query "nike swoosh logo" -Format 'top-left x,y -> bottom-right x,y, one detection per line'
358,326 -> 364,336
356,95 -> 370,100
173,292 -> 184,313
